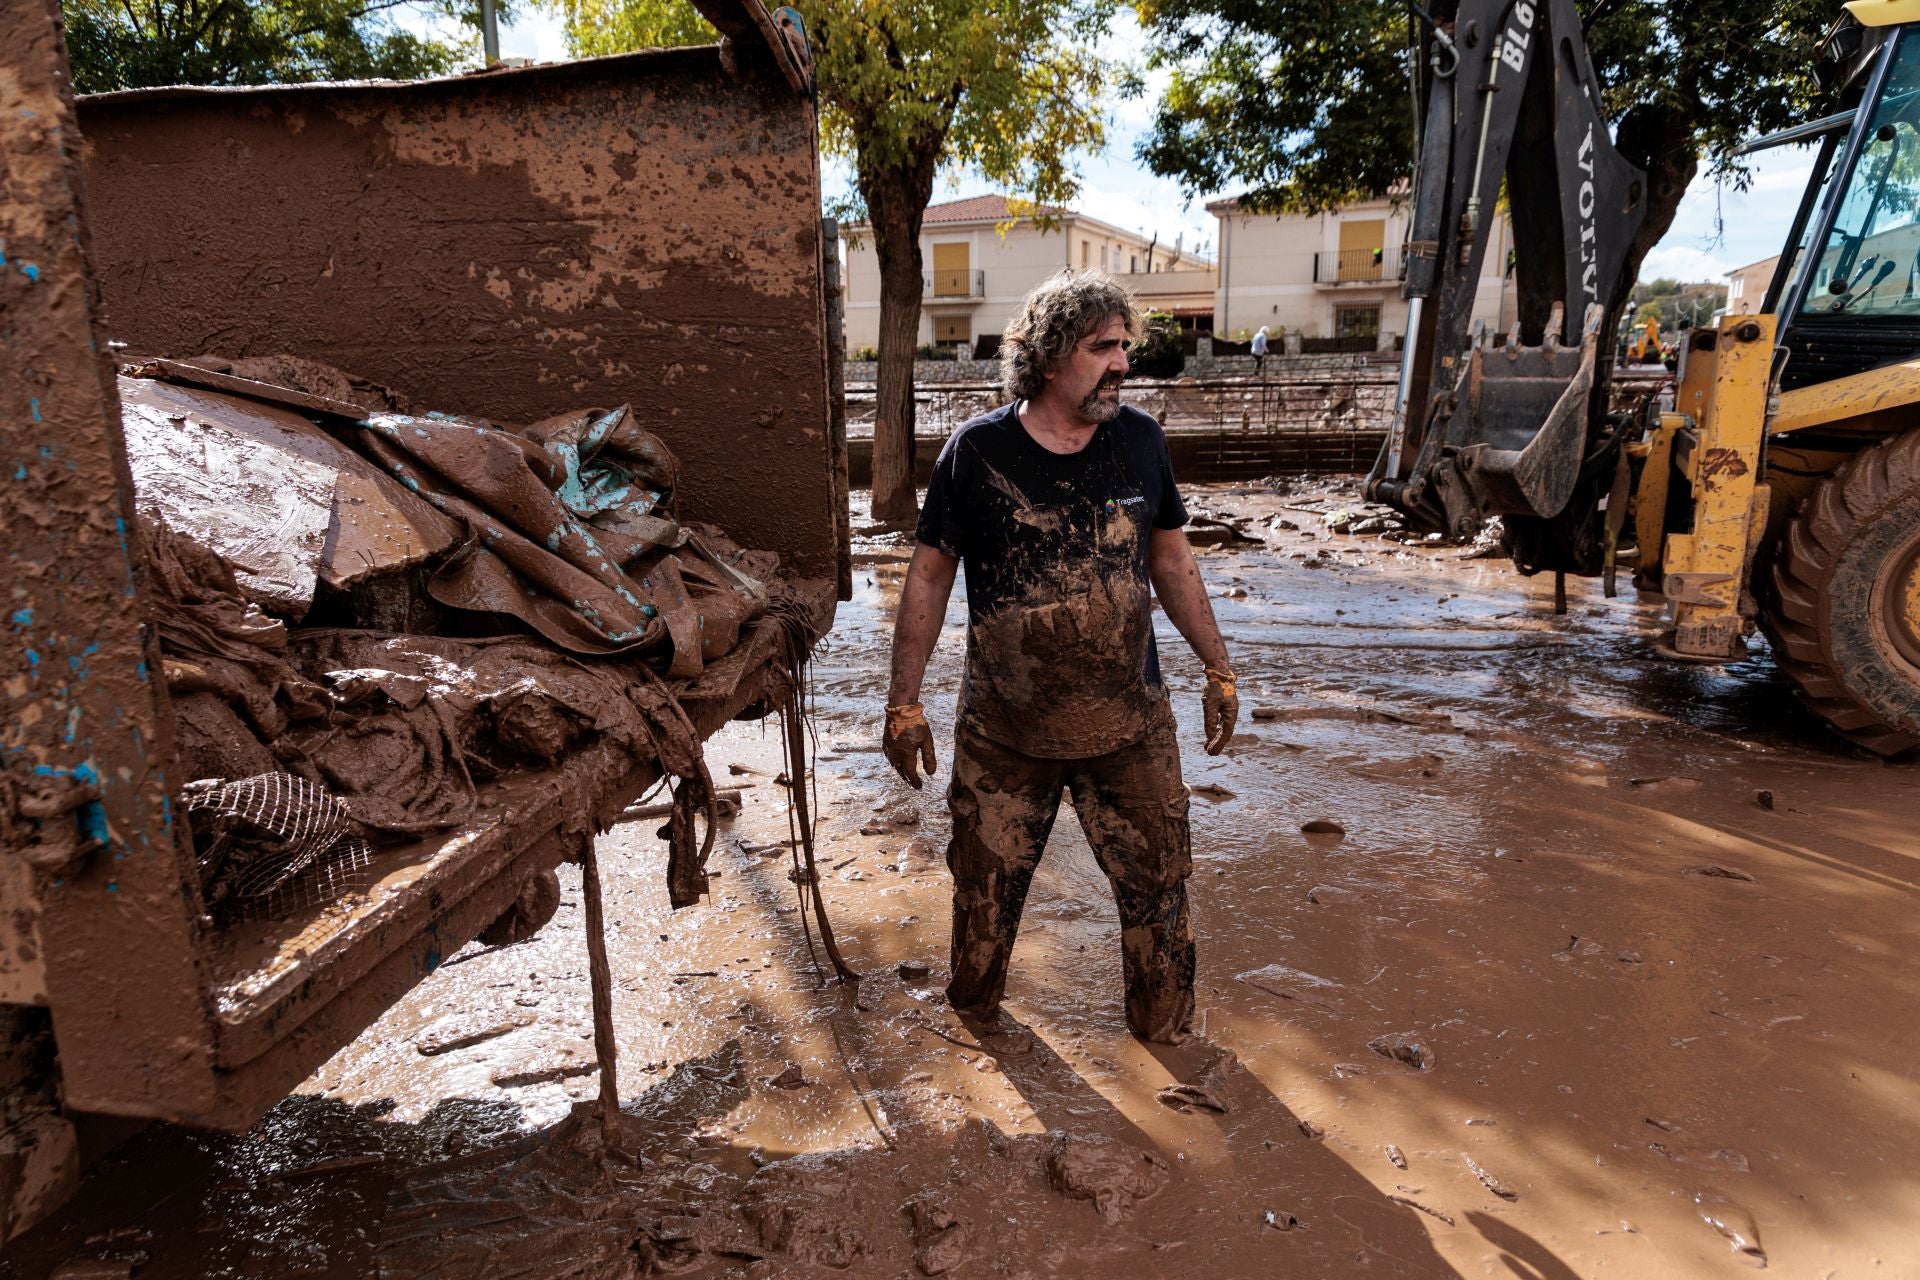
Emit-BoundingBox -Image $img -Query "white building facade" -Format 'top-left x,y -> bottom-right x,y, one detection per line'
841,195 -> 1214,355
1209,194 -> 1517,344
1725,254 -> 1782,315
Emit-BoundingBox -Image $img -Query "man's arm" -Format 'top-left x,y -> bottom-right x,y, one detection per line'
1148,527 -> 1228,669
883,542 -> 960,787
1148,527 -> 1237,754
889,542 -> 960,705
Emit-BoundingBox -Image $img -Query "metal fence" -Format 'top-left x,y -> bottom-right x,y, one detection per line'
845,372 -> 1401,477
843,365 -> 1674,482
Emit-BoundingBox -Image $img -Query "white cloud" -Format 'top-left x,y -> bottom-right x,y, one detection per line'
500,7 -> 570,63
1638,244 -> 1738,282
1642,147 -> 1817,282
390,1 -> 569,65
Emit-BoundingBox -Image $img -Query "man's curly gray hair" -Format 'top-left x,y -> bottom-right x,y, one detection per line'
1000,269 -> 1141,402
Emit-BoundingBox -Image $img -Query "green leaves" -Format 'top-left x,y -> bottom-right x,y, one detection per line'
1133,0 -> 1412,214
64,0 -> 482,92
550,0 -> 713,56
1133,0 -> 1833,211
548,0 -> 1115,226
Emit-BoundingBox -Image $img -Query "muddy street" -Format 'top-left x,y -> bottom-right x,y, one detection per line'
8,478 -> 1920,1279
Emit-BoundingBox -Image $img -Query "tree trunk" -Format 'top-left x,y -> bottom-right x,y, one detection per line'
1610,100 -> 1701,321
859,147 -> 940,527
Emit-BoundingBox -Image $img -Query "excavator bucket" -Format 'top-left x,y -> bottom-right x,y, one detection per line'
1425,303 -> 1607,535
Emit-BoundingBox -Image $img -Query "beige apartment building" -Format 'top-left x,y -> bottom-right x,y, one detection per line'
841,194 -> 1215,354
1208,194 -> 1516,343
1725,254 -> 1782,314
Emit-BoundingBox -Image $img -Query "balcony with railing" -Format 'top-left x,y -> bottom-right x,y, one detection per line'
1313,246 -> 1406,287
925,267 -> 986,300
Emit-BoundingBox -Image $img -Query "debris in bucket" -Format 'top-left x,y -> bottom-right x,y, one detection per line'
127,358 -> 802,925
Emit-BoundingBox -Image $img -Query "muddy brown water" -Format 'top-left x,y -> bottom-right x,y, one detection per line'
8,479 -> 1920,1279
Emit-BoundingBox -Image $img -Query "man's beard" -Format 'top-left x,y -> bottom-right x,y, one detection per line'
1076,377 -> 1125,423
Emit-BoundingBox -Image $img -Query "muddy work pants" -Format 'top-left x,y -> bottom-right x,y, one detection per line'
944,705 -> 1195,1042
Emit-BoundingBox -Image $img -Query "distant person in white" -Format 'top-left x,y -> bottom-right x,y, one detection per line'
1251,325 -> 1269,375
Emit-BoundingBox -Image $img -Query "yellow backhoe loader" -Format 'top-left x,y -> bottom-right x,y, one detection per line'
1371,0 -> 1920,753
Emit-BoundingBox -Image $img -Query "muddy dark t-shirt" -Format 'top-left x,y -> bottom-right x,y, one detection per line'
916,402 -> 1189,759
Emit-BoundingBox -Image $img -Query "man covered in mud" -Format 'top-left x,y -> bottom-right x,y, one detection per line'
883,269 -> 1236,1044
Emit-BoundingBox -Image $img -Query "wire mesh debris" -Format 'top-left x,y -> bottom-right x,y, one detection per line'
185,772 -> 372,920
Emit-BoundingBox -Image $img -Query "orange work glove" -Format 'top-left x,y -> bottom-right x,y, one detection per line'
1203,665 -> 1238,755
884,702 -> 939,789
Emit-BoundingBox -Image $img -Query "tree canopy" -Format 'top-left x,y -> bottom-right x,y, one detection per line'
1132,0 -> 1834,215
64,0 -> 489,94
1629,277 -> 1729,330
552,0 -> 1113,225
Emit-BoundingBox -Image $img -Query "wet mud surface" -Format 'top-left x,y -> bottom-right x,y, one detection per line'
9,478 -> 1920,1278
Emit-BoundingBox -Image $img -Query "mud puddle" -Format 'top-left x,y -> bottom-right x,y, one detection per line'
8,479 -> 1920,1279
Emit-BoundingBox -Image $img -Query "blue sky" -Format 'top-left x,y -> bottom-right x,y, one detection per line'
465,4 -> 1812,283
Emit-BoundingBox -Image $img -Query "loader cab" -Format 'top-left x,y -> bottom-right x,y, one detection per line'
1776,18 -> 1920,388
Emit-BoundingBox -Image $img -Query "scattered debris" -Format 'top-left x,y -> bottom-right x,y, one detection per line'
1385,1144 -> 1408,1170
1755,789 -> 1775,811
416,1014 -> 533,1057
1462,1154 -> 1519,1201
1295,1118 -> 1325,1141
1236,963 -> 1343,1013
1684,864 -> 1757,882
1300,817 -> 1347,836
1628,775 -> 1703,793
1045,1132 -> 1171,1224
1307,884 -> 1359,906
1157,1081 -> 1229,1114
1369,1032 -> 1436,1072
897,960 -> 933,981
1694,1191 -> 1767,1267
489,1061 -> 596,1088
1190,782 -> 1236,800
1388,1195 -> 1455,1226
1260,1209 -> 1305,1232
763,1063 -> 809,1090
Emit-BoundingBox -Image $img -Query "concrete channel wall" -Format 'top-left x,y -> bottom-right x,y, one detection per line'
844,372 -> 1398,485
75,48 -> 843,582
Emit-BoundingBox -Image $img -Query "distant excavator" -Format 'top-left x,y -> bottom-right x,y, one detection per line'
1370,0 -> 1920,753
1620,316 -> 1672,368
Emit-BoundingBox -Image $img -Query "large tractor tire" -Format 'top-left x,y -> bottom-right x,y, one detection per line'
1766,428 -> 1920,755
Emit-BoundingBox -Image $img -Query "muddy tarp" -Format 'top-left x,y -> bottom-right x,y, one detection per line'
146,517 -> 720,835
351,405 -> 766,673
122,359 -> 789,916
123,362 -> 768,675
121,374 -> 464,612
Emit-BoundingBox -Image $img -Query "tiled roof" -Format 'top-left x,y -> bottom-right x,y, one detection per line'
922,194 -> 1067,224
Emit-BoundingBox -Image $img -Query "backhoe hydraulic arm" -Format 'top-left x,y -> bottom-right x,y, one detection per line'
1371,0 -> 1647,568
